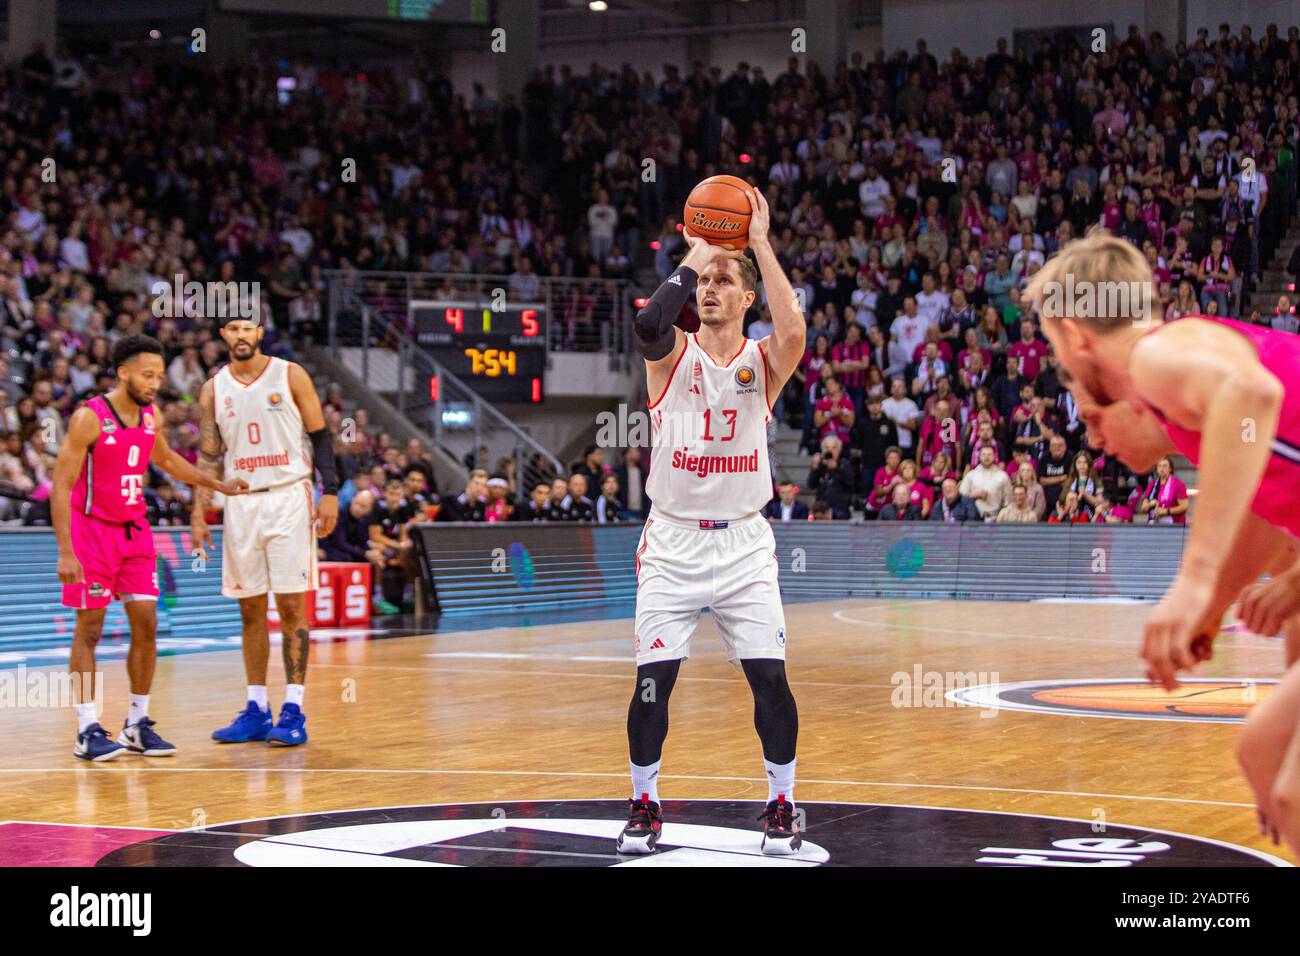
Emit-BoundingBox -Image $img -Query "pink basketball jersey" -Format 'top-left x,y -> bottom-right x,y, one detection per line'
1142,317 -> 1300,538
70,395 -> 158,523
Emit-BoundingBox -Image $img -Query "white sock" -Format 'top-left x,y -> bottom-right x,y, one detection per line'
630,759 -> 662,805
284,684 -> 305,707
764,757 -> 796,805
76,702 -> 99,733
248,685 -> 269,710
127,695 -> 150,726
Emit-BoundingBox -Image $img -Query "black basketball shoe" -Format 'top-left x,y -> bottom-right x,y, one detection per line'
758,795 -> 802,855
615,793 -> 663,854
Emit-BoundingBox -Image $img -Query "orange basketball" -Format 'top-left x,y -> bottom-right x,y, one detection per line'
683,175 -> 752,250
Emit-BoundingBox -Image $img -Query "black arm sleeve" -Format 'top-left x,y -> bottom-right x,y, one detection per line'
633,266 -> 697,361
308,427 -> 339,495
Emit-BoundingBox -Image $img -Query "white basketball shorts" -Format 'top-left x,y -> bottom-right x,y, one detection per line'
221,478 -> 318,598
633,509 -> 787,666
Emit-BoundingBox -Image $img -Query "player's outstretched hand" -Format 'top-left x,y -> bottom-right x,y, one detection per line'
316,494 -> 339,539
1141,578 -> 1214,690
1238,575 -> 1300,637
218,478 -> 250,497
57,553 -> 84,586
744,187 -> 770,247
190,519 -> 213,562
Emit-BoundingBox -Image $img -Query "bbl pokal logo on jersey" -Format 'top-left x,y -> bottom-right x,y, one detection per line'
268,392 -> 284,409
143,412 -> 155,433
734,366 -> 757,393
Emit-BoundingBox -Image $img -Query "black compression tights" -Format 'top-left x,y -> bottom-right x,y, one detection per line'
626,657 -> 798,766
741,658 -> 799,765
626,659 -> 681,766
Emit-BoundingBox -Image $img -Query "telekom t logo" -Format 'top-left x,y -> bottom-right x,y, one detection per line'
121,474 -> 144,505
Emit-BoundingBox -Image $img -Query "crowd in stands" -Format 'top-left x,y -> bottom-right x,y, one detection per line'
679,21 -> 1300,524
7,22 -> 1300,553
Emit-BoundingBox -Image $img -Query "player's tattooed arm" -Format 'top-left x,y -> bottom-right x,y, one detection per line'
152,418 -> 248,497
51,407 -> 99,584
192,379 -> 225,556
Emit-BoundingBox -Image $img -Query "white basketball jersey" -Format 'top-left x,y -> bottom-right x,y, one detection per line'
214,356 -> 313,490
645,333 -> 773,520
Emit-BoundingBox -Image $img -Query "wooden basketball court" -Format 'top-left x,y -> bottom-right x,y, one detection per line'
0,599 -> 1291,866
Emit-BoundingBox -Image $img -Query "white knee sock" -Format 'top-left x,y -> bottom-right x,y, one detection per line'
764,757 -> 796,805
630,760 -> 662,804
76,702 -> 99,733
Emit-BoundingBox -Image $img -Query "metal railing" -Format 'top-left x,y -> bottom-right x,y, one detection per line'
323,270 -> 636,372
325,273 -> 566,493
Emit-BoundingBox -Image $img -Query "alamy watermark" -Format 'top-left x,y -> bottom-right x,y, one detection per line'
150,274 -> 261,321
891,664 -> 999,717
1038,274 -> 1157,327
0,667 -> 104,711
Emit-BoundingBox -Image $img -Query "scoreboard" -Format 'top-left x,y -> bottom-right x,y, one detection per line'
411,300 -> 546,404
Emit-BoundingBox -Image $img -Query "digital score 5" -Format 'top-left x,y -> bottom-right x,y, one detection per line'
411,300 -> 546,404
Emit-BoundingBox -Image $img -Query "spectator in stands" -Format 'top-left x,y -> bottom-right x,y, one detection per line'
1092,487 -> 1135,524
571,445 -> 606,482
1015,461 -> 1048,520
1065,451 -> 1103,518
1198,235 -> 1236,315
1272,295 -> 1299,334
808,434 -> 854,520
896,458 -> 934,519
368,480 -> 417,614
614,447 -> 649,519
996,483 -> 1039,524
435,469 -> 488,522
404,469 -> 436,520
485,478 -> 512,521
879,483 -> 921,521
595,473 -> 625,523
559,472 -> 595,522
881,376 -> 920,458
931,477 -> 980,523
959,445 -> 1012,521
324,489 -> 377,563
866,445 -> 903,518
814,375 -> 856,445
1137,456 -> 1190,526
992,354 -> 1026,421
1048,489 -> 1090,524
763,480 -> 809,522
513,482 -> 554,522
857,393 -> 899,481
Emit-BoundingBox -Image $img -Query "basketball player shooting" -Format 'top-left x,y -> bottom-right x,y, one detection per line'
618,187 -> 807,855
52,335 -> 249,761
193,318 -> 340,747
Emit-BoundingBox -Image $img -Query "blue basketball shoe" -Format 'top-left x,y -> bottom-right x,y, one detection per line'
118,717 -> 177,756
74,723 -> 126,762
265,703 -> 307,746
211,701 -> 272,743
